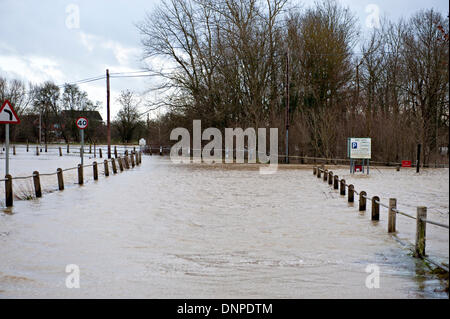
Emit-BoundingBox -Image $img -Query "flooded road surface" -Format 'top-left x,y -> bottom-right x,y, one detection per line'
0,154 -> 448,298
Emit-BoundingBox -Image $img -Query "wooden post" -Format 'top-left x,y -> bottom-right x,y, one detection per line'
328,171 -> 333,185
124,155 -> 130,169
415,206 -> 427,258
118,157 -> 124,171
13,145 -> 16,155
131,152 -> 135,167
396,165 -> 400,172
104,160 -> 109,176
33,171 -> 42,198
89,144 -> 92,154
333,175 -> 339,189
371,196 -> 380,221
67,144 -> 70,153
111,158 -> 117,174
348,184 -> 354,202
359,191 -> 367,211
45,144 -> 47,152
57,168 -> 64,190
114,146 -> 118,158
78,164 -> 83,185
416,143 -> 421,173
59,147 -> 62,156
340,179 -> 346,196
93,161 -> 98,180
317,168 -> 321,178
36,146 -> 39,156
94,143 -> 96,158
99,148 -> 103,158
323,169 -> 328,182
26,140 -> 29,152
388,198 -> 397,233
5,174 -> 13,207
133,146 -> 136,153
313,167 -> 317,175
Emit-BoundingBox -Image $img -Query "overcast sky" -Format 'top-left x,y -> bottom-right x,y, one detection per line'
0,0 -> 448,120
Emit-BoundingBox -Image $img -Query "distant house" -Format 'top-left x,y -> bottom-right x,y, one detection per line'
60,110 -> 103,124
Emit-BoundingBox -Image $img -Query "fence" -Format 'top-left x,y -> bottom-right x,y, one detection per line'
1,150 -> 142,207
313,166 -> 449,272
1,143 -> 140,159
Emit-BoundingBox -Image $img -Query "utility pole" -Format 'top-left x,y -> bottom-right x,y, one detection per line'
106,69 -> 111,159
285,49 -> 290,164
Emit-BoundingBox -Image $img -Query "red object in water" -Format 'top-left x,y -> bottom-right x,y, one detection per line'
402,160 -> 412,167
355,165 -> 362,172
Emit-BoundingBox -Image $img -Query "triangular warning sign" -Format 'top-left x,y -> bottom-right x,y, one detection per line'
0,100 -> 20,124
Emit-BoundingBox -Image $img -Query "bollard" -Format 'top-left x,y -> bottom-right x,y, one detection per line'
340,179 -> 346,196
333,175 -> 339,189
359,191 -> 367,211
93,162 -> 98,180
33,171 -> 42,198
13,145 -> 16,155
59,147 -> 62,156
328,171 -> 333,185
26,140 -> 29,152
94,144 -> 96,158
415,207 -> 427,258
348,184 -> 354,202
323,169 -> 328,182
125,155 -> 130,169
57,168 -> 64,190
78,164 -> 83,185
133,146 -> 136,153
114,146 -> 118,158
131,152 -> 135,167
396,165 -> 400,172
99,148 -> 103,158
104,160 -> 109,176
36,146 -> 39,156
388,198 -> 397,233
45,144 -> 47,152
371,196 -> 380,221
118,157 -> 124,171
67,144 -> 70,153
89,144 -> 92,154
5,174 -> 13,207
111,158 -> 117,174
317,169 -> 321,178
313,167 -> 316,175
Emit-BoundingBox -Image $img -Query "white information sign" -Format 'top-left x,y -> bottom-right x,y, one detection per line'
349,138 -> 371,159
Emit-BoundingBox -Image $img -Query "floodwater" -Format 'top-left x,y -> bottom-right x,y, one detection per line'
0,147 -> 449,298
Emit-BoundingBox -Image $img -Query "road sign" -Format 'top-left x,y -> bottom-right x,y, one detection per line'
76,117 -> 88,130
402,160 -> 412,167
0,100 -> 20,124
348,137 -> 371,159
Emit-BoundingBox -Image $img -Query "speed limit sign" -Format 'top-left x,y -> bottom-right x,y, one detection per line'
76,117 -> 88,129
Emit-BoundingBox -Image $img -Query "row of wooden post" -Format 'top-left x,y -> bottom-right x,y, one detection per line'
4,151 -> 142,208
11,144 -> 135,159
313,166 -> 428,258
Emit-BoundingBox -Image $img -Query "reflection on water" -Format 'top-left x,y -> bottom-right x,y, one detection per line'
0,155 -> 448,298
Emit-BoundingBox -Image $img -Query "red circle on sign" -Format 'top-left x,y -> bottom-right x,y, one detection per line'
76,117 -> 88,129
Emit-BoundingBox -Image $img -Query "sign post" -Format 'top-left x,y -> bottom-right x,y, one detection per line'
76,117 -> 88,166
0,100 -> 21,176
348,137 -> 371,175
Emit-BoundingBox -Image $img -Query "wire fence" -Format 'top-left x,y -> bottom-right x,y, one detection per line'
313,166 -> 449,272
1,151 -> 142,208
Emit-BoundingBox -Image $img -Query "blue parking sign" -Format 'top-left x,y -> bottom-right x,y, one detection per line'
352,142 -> 358,149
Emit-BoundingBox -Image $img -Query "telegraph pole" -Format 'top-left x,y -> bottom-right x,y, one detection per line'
285,49 -> 290,164
106,69 -> 111,159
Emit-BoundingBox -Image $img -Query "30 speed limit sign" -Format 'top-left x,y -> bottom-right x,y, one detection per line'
76,117 -> 88,129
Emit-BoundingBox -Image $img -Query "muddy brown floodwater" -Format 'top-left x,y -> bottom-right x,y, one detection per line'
0,153 -> 449,298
